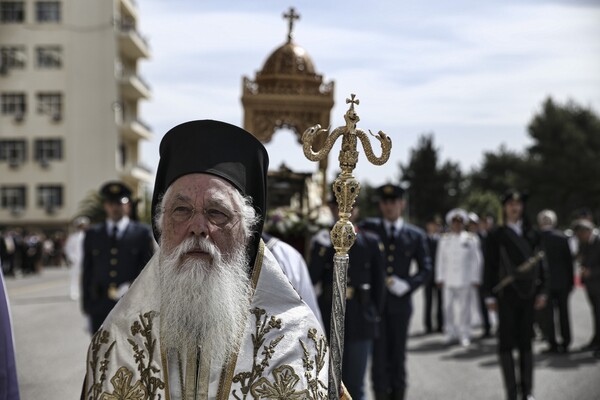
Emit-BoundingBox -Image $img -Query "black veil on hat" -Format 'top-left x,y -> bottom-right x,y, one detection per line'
151,120 -> 269,265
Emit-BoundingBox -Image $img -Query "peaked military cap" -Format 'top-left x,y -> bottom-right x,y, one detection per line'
445,208 -> 469,225
100,181 -> 132,204
376,183 -> 405,201
501,189 -> 528,205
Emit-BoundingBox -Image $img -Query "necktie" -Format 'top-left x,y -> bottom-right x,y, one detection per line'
110,225 -> 118,245
389,224 -> 396,244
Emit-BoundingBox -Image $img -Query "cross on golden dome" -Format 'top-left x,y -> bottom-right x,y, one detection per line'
283,7 -> 300,43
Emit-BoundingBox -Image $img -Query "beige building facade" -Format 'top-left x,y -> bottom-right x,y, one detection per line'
0,0 -> 151,232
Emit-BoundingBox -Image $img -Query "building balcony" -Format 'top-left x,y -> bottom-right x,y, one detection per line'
120,0 -> 138,20
121,162 -> 153,184
120,118 -> 153,142
118,72 -> 151,100
118,25 -> 150,59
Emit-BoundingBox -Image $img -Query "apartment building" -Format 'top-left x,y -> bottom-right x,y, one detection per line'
0,0 -> 152,232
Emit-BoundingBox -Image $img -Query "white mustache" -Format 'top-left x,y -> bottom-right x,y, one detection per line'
170,236 -> 221,261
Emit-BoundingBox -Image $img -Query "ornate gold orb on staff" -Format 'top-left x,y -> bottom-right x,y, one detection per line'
302,94 -> 392,399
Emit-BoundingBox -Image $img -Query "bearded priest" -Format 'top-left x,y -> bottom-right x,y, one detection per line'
81,120 -> 332,400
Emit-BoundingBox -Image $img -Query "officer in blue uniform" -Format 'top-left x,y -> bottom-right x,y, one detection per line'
82,181 -> 154,333
360,184 -> 432,400
308,197 -> 386,400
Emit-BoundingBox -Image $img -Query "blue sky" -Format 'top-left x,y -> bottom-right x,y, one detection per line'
138,0 -> 600,187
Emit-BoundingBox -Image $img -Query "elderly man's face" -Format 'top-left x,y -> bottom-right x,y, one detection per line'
160,173 -> 244,260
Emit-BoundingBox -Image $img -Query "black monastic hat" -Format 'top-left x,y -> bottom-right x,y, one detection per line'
100,181 -> 132,204
150,120 -> 269,264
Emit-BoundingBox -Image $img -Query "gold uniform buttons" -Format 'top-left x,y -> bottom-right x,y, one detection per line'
109,271 -> 117,277
111,248 -> 118,255
387,267 -> 394,273
387,255 -> 394,262
389,244 -> 396,251
110,258 -> 118,266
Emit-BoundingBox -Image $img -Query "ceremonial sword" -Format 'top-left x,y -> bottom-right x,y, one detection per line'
492,250 -> 545,294
303,94 -> 392,399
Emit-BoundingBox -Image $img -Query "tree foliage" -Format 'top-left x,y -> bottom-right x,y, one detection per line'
393,97 -> 599,228
525,97 -> 600,224
400,134 -> 463,226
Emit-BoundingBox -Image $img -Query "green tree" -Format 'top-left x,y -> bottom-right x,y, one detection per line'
400,134 -> 463,226
526,97 -> 600,225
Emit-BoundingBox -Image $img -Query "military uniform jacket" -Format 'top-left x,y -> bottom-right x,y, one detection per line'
483,225 -> 545,299
540,229 -> 574,292
435,231 -> 483,288
579,234 -> 600,292
309,229 -> 386,341
360,218 -> 432,312
82,221 -> 154,316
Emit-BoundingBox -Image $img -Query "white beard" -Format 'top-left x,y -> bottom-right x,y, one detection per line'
158,236 -> 251,367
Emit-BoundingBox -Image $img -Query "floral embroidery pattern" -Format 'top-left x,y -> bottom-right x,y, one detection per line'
231,308 -> 329,400
300,328 -> 328,400
250,365 -> 309,399
85,312 -> 166,400
100,367 -> 147,400
86,329 -> 116,400
232,308 -> 284,399
127,312 -> 165,399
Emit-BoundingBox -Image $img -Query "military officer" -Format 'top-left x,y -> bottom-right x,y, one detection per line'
360,184 -> 432,400
309,197 -> 386,400
82,181 -> 155,333
484,190 -> 546,400
435,208 -> 483,347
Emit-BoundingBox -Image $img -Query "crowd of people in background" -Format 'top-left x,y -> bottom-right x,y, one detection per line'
2,180 -> 599,400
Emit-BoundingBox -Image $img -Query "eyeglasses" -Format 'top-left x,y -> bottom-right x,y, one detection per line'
167,202 -> 238,227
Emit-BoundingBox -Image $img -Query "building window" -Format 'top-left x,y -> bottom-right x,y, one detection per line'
36,46 -> 62,68
0,1 -> 24,22
0,46 -> 26,72
0,139 -> 27,166
37,185 -> 62,210
1,92 -> 26,117
0,185 -> 26,210
34,138 -> 62,163
36,1 -> 60,22
36,92 -> 62,120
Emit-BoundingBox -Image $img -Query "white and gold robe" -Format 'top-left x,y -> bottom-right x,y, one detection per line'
82,241 -> 329,400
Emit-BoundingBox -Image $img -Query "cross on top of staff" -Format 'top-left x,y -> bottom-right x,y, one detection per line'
346,93 -> 360,110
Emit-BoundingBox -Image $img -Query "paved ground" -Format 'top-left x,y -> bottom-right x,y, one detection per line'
6,267 -> 600,399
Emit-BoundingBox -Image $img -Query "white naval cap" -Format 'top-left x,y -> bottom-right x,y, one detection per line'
445,208 -> 469,225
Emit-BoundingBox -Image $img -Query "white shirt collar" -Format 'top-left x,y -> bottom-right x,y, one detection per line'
107,216 -> 130,236
507,220 -> 523,236
384,218 -> 404,236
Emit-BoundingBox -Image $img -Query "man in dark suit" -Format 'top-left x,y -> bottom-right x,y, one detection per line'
484,190 -> 546,400
573,219 -> 600,353
537,209 -> 574,354
360,184 -> 431,400
423,216 -> 443,334
309,199 -> 386,400
82,181 -> 154,333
